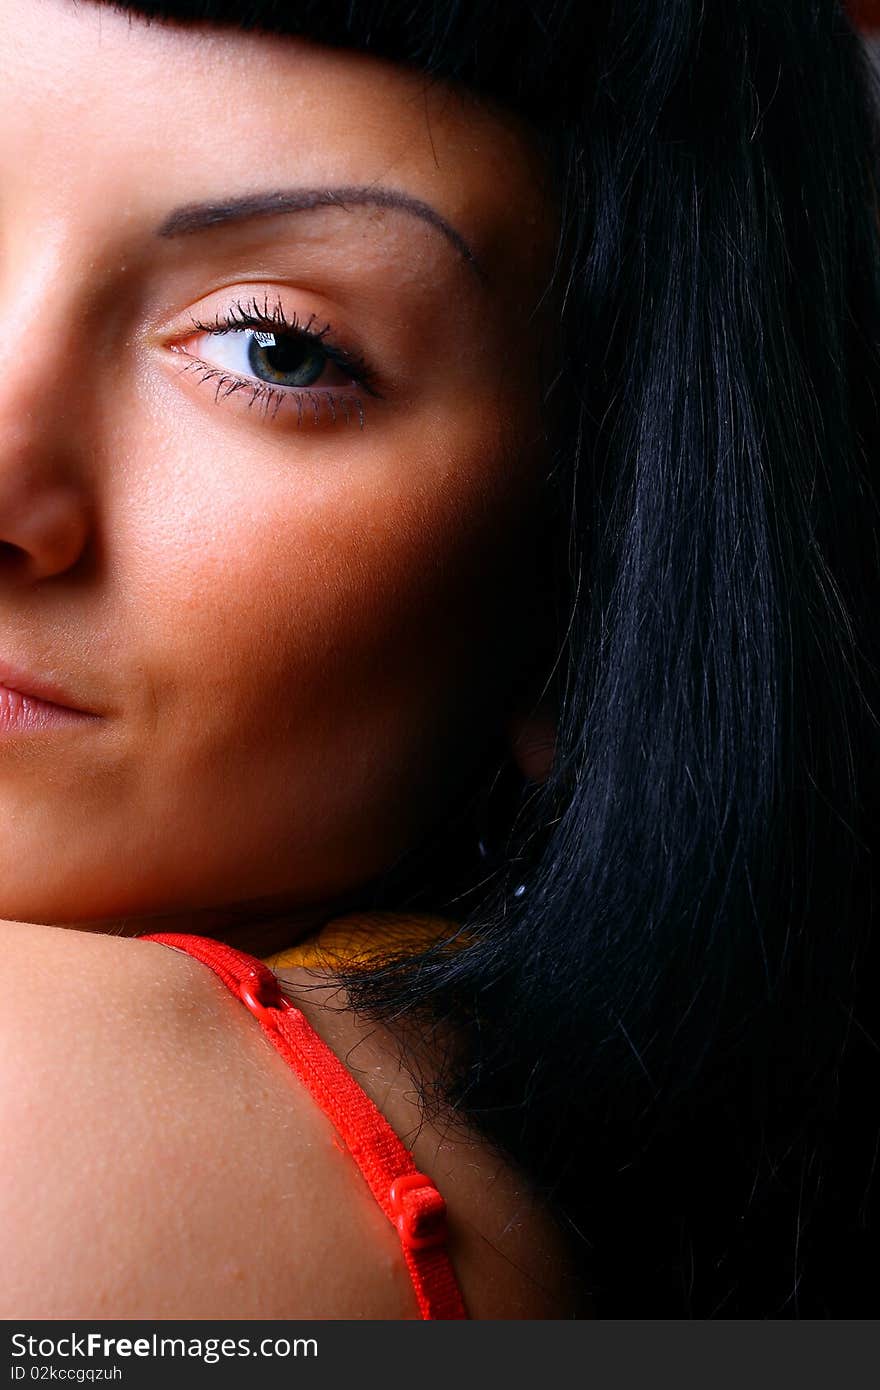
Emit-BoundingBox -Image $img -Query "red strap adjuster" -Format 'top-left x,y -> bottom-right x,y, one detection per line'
237,966 -> 291,1025
389,1172 -> 448,1251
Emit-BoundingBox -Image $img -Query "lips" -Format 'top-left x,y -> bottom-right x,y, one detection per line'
0,659 -> 96,718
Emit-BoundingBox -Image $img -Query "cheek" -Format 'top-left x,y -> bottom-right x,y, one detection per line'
137,430 -> 513,710
103,408 -> 533,905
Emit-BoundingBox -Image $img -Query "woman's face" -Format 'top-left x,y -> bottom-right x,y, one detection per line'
0,0 -> 557,937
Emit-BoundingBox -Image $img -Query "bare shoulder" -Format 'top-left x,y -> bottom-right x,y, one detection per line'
0,923 -> 584,1319
0,921 -> 416,1318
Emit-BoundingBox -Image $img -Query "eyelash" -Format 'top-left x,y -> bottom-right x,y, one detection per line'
172,291 -> 380,428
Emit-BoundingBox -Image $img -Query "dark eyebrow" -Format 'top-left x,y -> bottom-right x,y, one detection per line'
155,184 -> 484,278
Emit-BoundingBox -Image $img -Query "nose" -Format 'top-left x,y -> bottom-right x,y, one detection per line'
0,415 -> 91,585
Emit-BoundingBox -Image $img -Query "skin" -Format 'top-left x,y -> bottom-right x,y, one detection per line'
0,0 -> 559,953
0,0 -> 576,1319
1,921 -> 583,1318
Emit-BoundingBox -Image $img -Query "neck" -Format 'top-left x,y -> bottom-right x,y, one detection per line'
49,887 -> 370,959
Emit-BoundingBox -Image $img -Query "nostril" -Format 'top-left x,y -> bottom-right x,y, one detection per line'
0,539 -> 62,584
0,539 -> 25,568
0,491 -> 92,582
0,541 -> 38,587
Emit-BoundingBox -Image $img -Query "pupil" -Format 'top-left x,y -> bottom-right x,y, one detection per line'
248,332 -> 325,387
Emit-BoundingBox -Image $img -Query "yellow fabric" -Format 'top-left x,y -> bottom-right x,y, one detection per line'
262,910 -> 464,971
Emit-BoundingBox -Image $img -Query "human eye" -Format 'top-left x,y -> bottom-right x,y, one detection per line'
167,291 -> 381,428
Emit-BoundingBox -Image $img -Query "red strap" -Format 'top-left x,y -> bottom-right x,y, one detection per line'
139,932 -> 468,1320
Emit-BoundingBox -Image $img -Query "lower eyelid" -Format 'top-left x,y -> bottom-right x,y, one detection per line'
170,349 -> 368,429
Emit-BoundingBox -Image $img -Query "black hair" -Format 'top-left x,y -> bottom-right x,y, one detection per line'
96,1 -> 879,1315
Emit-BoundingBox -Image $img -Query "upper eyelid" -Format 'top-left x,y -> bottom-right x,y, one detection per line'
184,293 -> 329,337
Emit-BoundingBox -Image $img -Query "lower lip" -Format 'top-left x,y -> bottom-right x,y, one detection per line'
0,684 -> 96,733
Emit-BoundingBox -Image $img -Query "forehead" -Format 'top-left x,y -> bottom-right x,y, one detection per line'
0,0 -> 556,290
